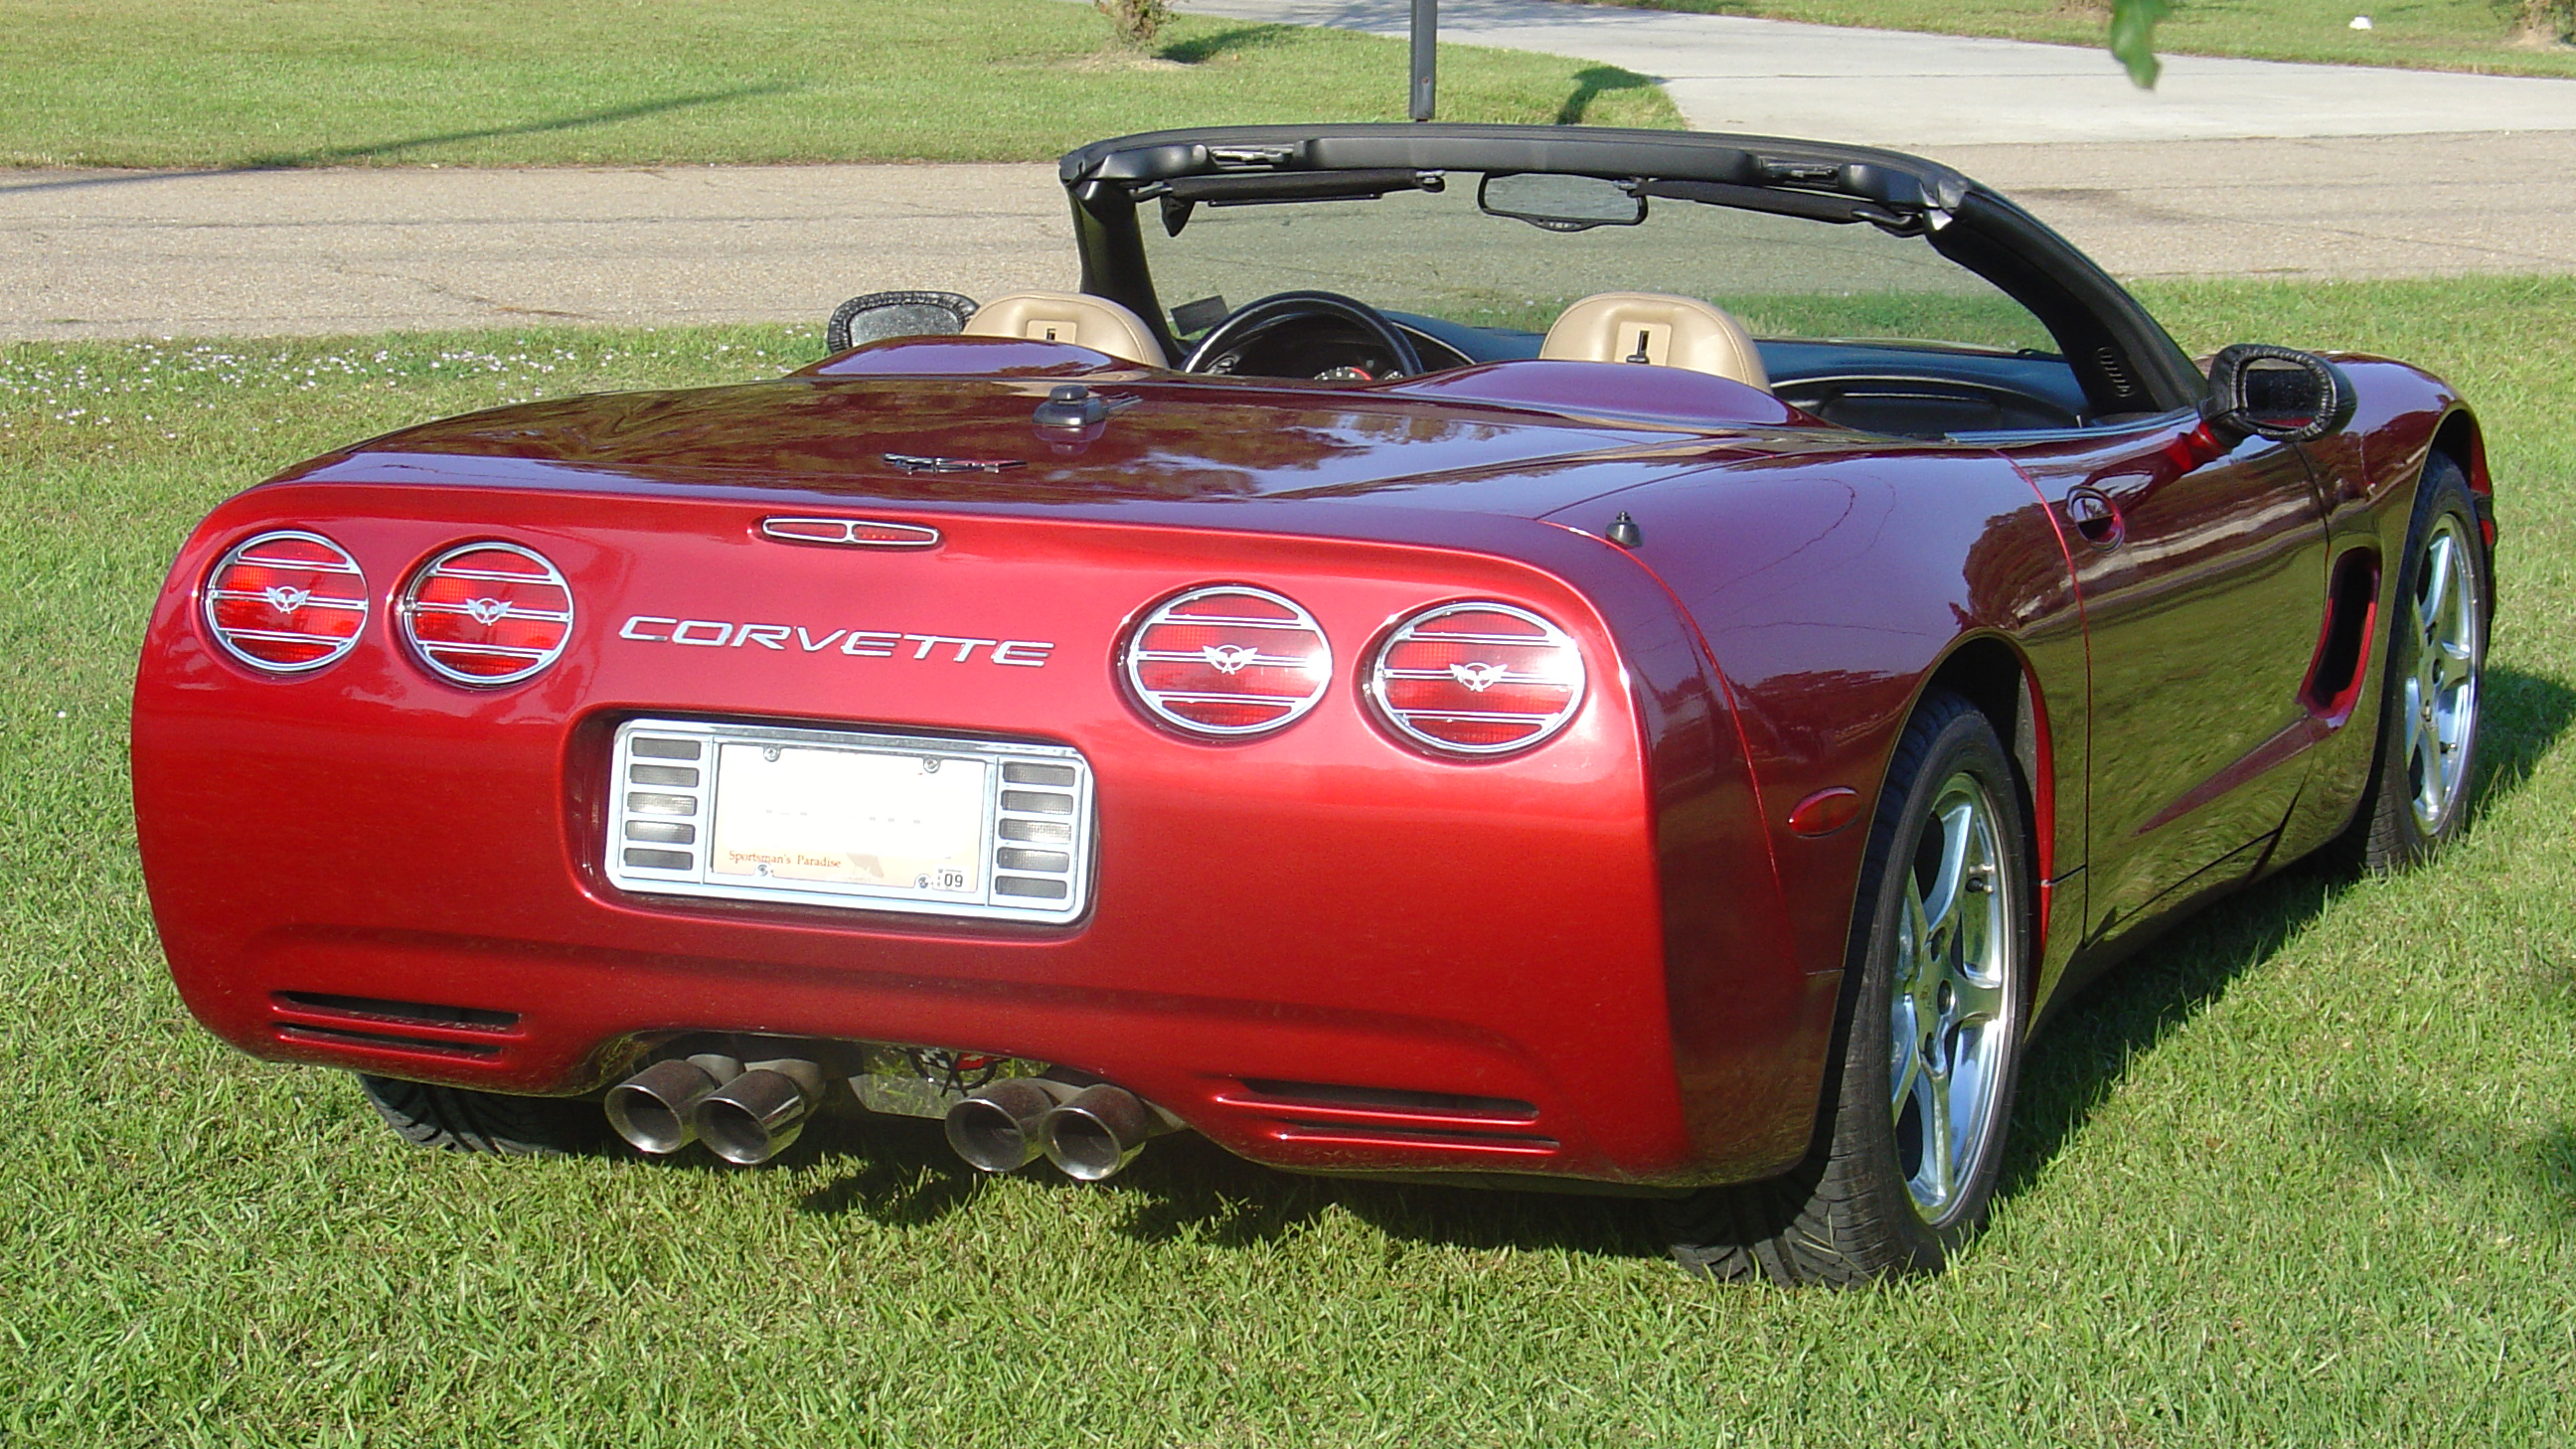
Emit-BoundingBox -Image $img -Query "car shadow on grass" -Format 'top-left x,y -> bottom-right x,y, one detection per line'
2001,662 -> 2576,1211
785,1109 -> 1666,1259
787,663 -> 2571,1261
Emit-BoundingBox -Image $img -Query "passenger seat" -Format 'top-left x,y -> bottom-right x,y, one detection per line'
1539,292 -> 1768,390
962,291 -> 1167,367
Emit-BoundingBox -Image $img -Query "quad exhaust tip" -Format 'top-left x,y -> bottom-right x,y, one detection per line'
944,1077 -> 1077,1173
614,1054 -> 1172,1177
1042,1083 -> 1164,1182
943,1078 -> 1176,1182
604,1054 -> 824,1166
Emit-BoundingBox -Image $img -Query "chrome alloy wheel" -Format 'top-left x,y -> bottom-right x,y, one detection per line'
2400,514 -> 2484,835
1888,770 -> 2016,1223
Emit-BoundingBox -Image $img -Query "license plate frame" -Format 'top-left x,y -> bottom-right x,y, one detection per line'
603,718 -> 1093,924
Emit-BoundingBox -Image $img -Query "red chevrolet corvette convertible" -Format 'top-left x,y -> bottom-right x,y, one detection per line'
132,124 -> 2495,1284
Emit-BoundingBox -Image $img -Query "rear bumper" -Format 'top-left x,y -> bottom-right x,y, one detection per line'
133,486 -> 1833,1188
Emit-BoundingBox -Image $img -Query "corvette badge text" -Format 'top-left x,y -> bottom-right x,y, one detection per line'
618,616 -> 1055,667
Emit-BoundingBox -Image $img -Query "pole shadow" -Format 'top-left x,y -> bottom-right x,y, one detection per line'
0,84 -> 801,195
1556,65 -> 1657,124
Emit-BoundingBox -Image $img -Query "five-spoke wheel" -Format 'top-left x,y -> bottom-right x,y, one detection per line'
2351,453 -> 2490,871
1888,769 -> 2015,1223
1662,689 -> 2029,1284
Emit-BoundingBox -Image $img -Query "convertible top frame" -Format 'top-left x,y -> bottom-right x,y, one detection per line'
1057,123 -> 2205,416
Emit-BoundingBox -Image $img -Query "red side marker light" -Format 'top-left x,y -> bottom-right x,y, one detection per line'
1788,786 -> 1862,838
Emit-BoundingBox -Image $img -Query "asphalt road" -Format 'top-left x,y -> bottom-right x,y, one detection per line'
8,2 -> 2576,342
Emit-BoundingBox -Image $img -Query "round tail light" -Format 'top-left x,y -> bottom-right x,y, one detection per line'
1123,585 -> 1332,736
401,542 -> 574,686
202,529 -> 369,673
1368,601 -> 1586,755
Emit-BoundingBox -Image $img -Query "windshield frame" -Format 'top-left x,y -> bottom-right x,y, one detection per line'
1058,123 -> 2203,416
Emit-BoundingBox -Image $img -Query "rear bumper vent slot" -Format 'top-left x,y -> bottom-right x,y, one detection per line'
274,1024 -> 508,1060
1231,1078 -> 1539,1124
1222,1079 -> 1555,1155
1269,1122 -> 1560,1156
269,992 -> 521,1060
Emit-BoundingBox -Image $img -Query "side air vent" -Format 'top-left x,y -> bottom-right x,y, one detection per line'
202,530 -> 369,673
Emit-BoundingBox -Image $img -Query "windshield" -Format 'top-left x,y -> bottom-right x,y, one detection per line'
1137,179 -> 2060,356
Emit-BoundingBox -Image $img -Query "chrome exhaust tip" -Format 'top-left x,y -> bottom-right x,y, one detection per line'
604,1054 -> 739,1155
943,1077 -> 1076,1173
1041,1083 -> 1166,1182
691,1059 -> 826,1166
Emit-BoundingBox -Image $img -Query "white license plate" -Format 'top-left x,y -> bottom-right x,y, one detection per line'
603,719 -> 1092,923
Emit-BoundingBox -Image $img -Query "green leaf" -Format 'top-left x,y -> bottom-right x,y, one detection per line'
2109,0 -> 2175,88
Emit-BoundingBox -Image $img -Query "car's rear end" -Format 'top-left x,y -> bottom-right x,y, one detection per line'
131,372 -> 1824,1190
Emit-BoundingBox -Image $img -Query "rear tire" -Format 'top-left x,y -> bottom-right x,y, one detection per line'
1662,691 -> 2031,1285
356,1073 -> 600,1156
2345,453 -> 2489,874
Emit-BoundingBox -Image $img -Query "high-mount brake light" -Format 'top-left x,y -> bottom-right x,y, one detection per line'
1368,602 -> 1587,756
202,530 -> 369,674
401,542 -> 574,687
1123,585 -> 1332,737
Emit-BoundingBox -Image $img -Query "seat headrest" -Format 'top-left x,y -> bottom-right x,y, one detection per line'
1538,292 -> 1768,390
961,291 -> 1166,367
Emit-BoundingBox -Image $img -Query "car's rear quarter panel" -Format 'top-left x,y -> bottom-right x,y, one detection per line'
1576,445 -> 2088,1016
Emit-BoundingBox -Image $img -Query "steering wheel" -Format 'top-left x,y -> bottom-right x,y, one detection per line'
1181,290 -> 1425,380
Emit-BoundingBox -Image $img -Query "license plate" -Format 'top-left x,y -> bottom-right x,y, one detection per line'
603,719 -> 1092,923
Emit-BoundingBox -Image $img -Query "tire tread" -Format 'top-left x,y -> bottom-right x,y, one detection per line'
355,1073 -> 599,1156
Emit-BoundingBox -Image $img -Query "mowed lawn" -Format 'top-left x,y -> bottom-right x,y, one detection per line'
0,0 -> 1676,170
3,279 -> 2572,1444
1576,0 -> 2576,78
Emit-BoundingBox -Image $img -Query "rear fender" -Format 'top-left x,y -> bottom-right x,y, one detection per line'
1556,447 -> 2085,1131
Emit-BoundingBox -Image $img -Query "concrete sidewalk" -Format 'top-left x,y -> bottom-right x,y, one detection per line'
1183,0 -> 2576,145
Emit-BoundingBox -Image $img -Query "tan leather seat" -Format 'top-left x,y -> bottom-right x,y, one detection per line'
961,291 -> 1166,366
1538,292 -> 1768,390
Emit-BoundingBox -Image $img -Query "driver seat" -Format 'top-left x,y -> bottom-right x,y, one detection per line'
962,291 -> 1166,367
1539,292 -> 1769,390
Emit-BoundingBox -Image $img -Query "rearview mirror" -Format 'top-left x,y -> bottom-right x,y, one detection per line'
2200,343 -> 2355,444
1477,173 -> 1645,232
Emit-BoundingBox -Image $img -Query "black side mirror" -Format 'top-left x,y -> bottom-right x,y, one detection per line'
2201,343 -> 2355,444
825,290 -> 980,354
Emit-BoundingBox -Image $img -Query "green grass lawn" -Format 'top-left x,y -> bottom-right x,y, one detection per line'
0,0 -> 1675,171
1577,0 -> 2576,78
4,279 -> 2573,1443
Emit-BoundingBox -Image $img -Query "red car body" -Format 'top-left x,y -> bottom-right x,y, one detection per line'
132,125 -> 2493,1195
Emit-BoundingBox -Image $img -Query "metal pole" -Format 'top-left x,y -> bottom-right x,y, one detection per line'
1409,0 -> 1436,121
